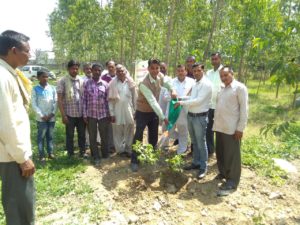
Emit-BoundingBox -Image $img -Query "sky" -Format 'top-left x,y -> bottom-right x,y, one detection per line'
0,0 -> 57,54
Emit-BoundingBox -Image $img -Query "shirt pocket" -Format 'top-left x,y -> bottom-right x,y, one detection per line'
97,87 -> 106,100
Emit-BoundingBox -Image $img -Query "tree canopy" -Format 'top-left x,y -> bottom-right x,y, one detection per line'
49,0 -> 299,98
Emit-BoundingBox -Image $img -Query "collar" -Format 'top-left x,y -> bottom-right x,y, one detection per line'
223,79 -> 238,89
92,77 -> 103,84
195,76 -> 205,84
0,59 -> 17,77
69,75 -> 81,81
117,77 -> 127,83
148,74 -> 157,84
38,83 -> 49,89
106,73 -> 116,78
213,64 -> 223,72
148,73 -> 163,84
175,77 -> 186,84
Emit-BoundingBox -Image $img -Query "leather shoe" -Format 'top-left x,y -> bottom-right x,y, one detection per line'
183,164 -> 200,170
217,184 -> 236,196
220,182 -> 236,191
214,173 -> 225,180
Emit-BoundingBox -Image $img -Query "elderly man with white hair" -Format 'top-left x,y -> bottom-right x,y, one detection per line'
108,64 -> 137,157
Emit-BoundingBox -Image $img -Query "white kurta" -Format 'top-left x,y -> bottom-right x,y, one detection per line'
161,77 -> 195,153
171,77 -> 195,153
109,79 -> 136,153
206,65 -> 222,109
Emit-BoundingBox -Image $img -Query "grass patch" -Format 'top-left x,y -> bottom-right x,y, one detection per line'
242,80 -> 300,185
242,136 -> 288,185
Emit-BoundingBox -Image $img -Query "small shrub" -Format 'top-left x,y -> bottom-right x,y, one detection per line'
132,141 -> 184,172
133,141 -> 161,165
165,154 -> 184,172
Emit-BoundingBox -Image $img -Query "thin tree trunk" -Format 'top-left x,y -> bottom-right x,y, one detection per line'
164,0 -> 176,66
276,82 -> 280,98
292,83 -> 298,108
129,1 -> 138,75
244,67 -> 249,85
174,35 -> 180,77
120,36 -> 124,64
262,71 -> 267,85
256,71 -> 263,95
202,0 -> 222,62
237,48 -> 245,82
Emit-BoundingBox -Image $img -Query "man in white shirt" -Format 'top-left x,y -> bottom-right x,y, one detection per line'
175,63 -> 212,179
206,52 -> 222,156
170,65 -> 195,154
109,64 -> 136,158
213,66 -> 248,196
0,30 -> 35,225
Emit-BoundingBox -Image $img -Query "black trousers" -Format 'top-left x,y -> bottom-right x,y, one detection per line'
215,132 -> 241,187
88,117 -> 110,159
206,108 -> 215,154
66,116 -> 86,155
0,162 -> 35,225
131,111 -> 159,164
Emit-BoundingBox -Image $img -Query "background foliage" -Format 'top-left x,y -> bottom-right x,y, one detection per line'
49,0 -> 299,97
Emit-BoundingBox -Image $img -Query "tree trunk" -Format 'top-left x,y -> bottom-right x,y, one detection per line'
173,35 -> 180,77
129,4 -> 138,75
202,0 -> 222,62
256,71 -> 263,95
164,0 -> 176,66
276,82 -> 280,98
244,67 -> 249,85
237,48 -> 245,82
120,36 -> 125,64
292,83 -> 299,108
262,71 -> 267,85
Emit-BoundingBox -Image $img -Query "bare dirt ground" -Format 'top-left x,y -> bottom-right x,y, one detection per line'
40,153 -> 300,225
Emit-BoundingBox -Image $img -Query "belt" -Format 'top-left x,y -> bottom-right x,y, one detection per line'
188,111 -> 208,117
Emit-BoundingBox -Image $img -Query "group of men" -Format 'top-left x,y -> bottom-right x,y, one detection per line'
56,60 -> 137,168
0,29 -> 248,225
130,56 -> 248,198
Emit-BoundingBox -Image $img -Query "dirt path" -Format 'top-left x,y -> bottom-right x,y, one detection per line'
70,155 -> 300,225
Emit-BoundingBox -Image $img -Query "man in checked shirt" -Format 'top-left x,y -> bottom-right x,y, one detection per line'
83,63 -> 111,167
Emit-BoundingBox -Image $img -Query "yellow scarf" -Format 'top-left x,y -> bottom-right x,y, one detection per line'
15,68 -> 32,110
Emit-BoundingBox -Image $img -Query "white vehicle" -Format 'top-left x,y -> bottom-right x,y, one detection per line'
21,65 -> 56,80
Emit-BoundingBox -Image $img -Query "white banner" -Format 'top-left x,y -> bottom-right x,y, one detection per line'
135,60 -> 148,83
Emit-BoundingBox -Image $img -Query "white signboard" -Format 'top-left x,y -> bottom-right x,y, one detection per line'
135,60 -> 148,83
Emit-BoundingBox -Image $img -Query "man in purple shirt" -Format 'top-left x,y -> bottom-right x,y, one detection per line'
101,60 -> 116,83
83,63 -> 110,166
101,60 -> 116,153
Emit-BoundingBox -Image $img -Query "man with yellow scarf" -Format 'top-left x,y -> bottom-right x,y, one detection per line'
0,30 -> 35,225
